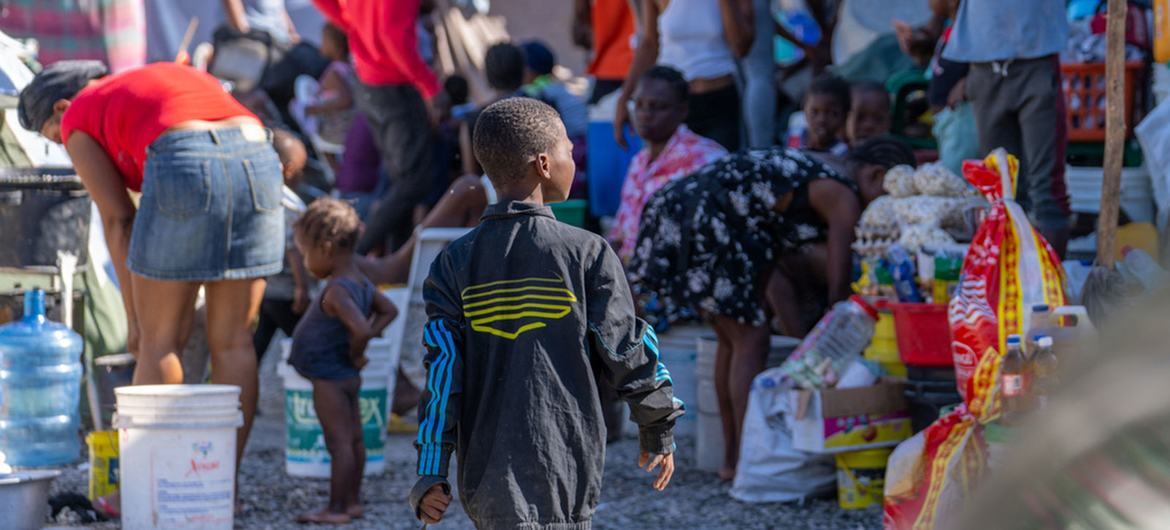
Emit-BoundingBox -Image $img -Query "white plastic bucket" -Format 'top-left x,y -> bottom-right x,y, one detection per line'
279,338 -> 397,478
696,336 -> 722,472
657,325 -> 708,437
695,335 -> 800,472
114,384 -> 243,530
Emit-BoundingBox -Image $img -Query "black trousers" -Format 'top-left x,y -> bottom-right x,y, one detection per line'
687,83 -> 742,152
253,298 -> 301,362
353,82 -> 435,253
589,78 -> 624,105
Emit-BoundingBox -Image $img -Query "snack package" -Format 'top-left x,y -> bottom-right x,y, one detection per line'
932,253 -> 963,305
885,244 -> 923,303
884,150 -> 1066,530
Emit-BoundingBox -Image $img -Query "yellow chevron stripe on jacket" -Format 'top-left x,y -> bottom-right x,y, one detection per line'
461,276 -> 578,340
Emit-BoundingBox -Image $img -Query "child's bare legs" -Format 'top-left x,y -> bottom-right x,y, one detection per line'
298,376 -> 362,524
710,315 -> 769,481
348,381 -> 366,517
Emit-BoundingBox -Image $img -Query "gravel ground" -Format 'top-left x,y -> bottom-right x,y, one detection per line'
48,349 -> 881,529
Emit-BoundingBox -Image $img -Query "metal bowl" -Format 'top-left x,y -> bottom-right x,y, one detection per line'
0,469 -> 61,530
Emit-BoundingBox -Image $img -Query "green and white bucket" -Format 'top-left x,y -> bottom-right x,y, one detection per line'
278,338 -> 397,478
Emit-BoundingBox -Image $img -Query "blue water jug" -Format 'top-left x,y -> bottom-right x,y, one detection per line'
0,289 -> 84,466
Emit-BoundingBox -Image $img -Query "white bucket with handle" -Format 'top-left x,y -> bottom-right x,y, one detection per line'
114,384 -> 243,530
278,337 -> 397,478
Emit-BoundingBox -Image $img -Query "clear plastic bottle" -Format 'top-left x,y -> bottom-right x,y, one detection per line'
1026,304 -> 1053,355
0,289 -> 84,466
780,295 -> 879,388
1032,336 -> 1058,411
1000,335 -> 1026,426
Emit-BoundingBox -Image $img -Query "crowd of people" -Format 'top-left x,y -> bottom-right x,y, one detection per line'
10,0 -> 1077,526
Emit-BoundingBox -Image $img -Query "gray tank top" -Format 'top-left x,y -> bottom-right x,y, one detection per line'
288,276 -> 376,379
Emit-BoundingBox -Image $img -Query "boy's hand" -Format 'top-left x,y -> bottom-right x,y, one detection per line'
419,484 -> 451,524
351,355 -> 369,370
639,452 -> 675,491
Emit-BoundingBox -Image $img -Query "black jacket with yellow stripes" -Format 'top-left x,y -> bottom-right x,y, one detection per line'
408,200 -> 684,529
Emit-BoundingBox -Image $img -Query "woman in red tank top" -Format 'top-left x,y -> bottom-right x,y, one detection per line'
19,61 -> 282,514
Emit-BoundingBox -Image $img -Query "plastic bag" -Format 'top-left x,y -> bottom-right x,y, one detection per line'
913,162 -> 971,197
1062,260 -> 1092,304
883,431 -> 925,500
779,296 -> 879,389
730,368 -> 836,503
948,150 -> 1066,409
883,164 -> 918,197
891,196 -> 961,227
897,224 -> 956,253
883,408 -> 987,530
860,195 -> 900,228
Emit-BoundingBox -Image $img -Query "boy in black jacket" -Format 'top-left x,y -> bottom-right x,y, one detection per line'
409,98 -> 684,528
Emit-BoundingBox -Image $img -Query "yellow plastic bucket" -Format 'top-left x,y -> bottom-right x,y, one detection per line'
835,447 -> 892,510
85,431 -> 119,501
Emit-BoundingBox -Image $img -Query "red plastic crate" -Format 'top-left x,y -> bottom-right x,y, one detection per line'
890,302 -> 952,367
1061,61 -> 1144,142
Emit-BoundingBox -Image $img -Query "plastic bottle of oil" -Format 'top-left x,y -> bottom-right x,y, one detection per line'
1000,335 -> 1026,425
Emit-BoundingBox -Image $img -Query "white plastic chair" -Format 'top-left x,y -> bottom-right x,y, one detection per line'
290,75 -> 344,186
394,227 -> 472,393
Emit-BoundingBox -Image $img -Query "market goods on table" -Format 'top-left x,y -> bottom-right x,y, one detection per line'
883,150 -> 1069,530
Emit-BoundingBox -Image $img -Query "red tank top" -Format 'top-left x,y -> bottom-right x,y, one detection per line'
60,63 -> 256,192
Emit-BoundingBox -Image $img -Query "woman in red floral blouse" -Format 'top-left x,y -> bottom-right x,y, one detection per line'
609,66 -> 727,262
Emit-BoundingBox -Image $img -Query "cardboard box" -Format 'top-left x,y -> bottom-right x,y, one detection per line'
789,381 -> 912,454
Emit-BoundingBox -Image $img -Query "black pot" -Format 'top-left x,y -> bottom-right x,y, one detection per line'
0,167 -> 90,268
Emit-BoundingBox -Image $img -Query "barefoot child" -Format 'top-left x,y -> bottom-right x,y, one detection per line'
409,98 -> 685,528
288,198 -> 398,524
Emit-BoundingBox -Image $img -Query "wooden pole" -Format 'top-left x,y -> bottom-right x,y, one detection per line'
1097,0 -> 1127,268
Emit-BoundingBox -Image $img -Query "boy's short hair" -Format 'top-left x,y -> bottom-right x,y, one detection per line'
294,197 -> 361,250
639,65 -> 689,104
808,73 -> 852,114
485,42 -> 526,93
473,97 -> 563,186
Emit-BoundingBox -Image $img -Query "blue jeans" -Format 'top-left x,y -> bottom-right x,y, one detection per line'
128,128 -> 284,281
742,0 -> 777,148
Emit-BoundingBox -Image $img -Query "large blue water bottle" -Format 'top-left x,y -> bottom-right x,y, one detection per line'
0,289 -> 84,466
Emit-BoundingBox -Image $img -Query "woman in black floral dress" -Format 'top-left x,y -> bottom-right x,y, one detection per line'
628,137 -> 915,479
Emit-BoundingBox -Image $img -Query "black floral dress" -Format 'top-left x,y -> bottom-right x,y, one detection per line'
628,147 -> 856,327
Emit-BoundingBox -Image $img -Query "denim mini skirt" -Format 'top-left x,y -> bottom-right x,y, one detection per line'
128,128 -> 284,281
